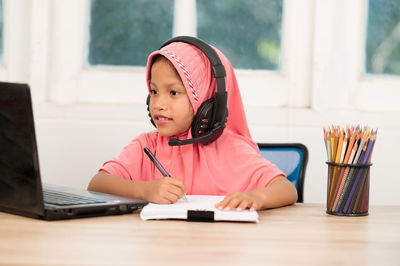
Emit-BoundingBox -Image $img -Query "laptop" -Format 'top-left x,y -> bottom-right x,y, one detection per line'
0,82 -> 147,220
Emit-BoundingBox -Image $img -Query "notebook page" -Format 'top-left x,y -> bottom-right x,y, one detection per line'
140,195 -> 258,222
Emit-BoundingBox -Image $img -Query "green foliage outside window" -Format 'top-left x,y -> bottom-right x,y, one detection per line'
197,0 -> 282,70
366,0 -> 400,75
88,0 -> 282,70
89,0 -> 174,66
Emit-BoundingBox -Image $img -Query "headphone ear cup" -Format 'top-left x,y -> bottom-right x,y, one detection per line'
146,95 -> 156,128
192,98 -> 215,138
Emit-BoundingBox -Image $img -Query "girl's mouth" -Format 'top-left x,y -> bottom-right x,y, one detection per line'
154,115 -> 172,126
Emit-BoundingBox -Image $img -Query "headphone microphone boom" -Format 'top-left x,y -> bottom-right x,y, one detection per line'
168,121 -> 225,146
147,36 -> 229,146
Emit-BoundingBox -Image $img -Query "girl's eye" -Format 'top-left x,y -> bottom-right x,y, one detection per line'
150,89 -> 158,95
170,90 -> 179,96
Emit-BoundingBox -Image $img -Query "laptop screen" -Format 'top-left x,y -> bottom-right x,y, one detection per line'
0,82 -> 45,216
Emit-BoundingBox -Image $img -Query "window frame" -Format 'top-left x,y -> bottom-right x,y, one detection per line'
6,0 -> 400,113
43,0 -> 313,109
0,0 -> 31,83
312,0 -> 400,112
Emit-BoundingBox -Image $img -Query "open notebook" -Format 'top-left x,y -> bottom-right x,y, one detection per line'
140,195 -> 258,223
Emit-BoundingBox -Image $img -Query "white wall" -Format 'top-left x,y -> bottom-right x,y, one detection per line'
2,0 -> 400,205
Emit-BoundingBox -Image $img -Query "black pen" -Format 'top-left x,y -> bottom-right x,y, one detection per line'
144,147 -> 188,201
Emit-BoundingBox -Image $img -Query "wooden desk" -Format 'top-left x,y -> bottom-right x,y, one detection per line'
0,203 -> 399,265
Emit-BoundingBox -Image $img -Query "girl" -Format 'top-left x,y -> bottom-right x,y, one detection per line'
88,37 -> 297,211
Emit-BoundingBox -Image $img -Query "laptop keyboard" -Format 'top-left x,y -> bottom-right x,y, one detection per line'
43,190 -> 107,206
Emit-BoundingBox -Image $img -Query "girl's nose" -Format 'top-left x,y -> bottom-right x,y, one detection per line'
152,95 -> 168,110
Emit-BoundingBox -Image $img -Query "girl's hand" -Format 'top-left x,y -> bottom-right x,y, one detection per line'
143,177 -> 186,204
215,191 -> 265,212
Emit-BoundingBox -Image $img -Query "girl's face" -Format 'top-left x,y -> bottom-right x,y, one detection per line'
149,58 -> 194,137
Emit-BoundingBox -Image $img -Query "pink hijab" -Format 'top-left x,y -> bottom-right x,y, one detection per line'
101,41 -> 284,195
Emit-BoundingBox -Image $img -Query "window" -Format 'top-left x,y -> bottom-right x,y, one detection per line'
46,0 -> 311,108
365,0 -> 400,76
311,0 -> 400,112
88,0 -> 283,71
4,0 -> 400,112
197,0 -> 283,70
88,0 -> 174,66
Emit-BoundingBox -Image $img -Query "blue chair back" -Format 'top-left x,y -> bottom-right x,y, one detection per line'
257,143 -> 308,203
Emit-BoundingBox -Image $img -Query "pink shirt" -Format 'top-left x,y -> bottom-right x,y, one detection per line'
101,130 -> 284,195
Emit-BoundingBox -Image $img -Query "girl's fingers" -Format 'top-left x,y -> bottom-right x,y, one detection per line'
168,178 -> 186,194
215,197 -> 230,210
236,200 -> 251,212
216,195 -> 241,210
163,191 -> 180,204
167,184 -> 184,198
158,178 -> 184,195
224,198 -> 241,211
250,202 -> 259,212
215,192 -> 260,212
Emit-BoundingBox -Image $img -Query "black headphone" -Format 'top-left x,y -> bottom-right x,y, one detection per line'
146,36 -> 228,146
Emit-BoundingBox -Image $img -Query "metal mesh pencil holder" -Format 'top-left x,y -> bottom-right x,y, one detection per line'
326,162 -> 372,216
